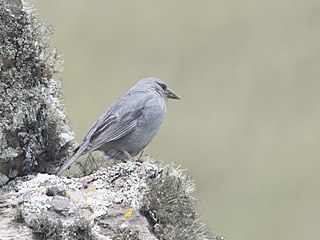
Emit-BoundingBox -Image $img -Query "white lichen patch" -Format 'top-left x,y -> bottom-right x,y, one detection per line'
0,160 -> 161,239
0,0 -> 74,177
81,161 -> 160,209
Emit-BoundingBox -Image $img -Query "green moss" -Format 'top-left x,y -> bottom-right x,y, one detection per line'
65,217 -> 93,240
0,0 -> 74,177
15,207 -> 93,240
110,225 -> 141,240
28,213 -> 64,239
140,163 -> 216,240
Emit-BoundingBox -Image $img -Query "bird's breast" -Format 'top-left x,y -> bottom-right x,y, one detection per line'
124,97 -> 166,153
141,97 -> 166,124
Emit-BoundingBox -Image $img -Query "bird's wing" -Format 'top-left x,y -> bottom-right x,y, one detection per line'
56,89 -> 156,176
92,108 -> 143,142
85,97 -> 148,151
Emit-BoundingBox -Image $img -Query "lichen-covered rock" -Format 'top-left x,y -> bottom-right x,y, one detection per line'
0,161 -> 161,239
0,0 -> 74,181
0,160 -> 220,239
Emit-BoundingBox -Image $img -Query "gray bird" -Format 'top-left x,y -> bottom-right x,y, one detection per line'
56,77 -> 180,176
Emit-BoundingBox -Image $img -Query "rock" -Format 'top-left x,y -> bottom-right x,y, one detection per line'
0,161 -> 220,239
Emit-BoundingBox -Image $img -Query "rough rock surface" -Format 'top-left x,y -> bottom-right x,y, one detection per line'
0,161 -> 160,239
0,0 -> 74,182
0,160 -> 221,239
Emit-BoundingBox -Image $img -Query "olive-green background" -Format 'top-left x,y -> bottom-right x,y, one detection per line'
31,1 -> 320,239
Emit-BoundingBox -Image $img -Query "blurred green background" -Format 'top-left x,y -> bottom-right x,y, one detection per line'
32,1 -> 320,239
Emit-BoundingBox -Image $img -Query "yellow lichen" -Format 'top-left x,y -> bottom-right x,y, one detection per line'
123,208 -> 133,221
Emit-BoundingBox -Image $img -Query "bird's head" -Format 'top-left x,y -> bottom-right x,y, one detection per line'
134,77 -> 181,100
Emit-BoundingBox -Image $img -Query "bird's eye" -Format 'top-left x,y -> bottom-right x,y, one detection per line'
158,83 -> 167,90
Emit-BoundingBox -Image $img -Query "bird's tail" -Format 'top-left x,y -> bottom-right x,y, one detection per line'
56,144 -> 86,176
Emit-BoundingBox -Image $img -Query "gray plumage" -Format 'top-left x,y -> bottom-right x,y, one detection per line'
56,77 -> 180,176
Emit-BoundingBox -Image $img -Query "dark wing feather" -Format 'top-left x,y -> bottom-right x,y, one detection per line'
101,118 -> 137,141
91,114 -> 118,139
104,107 -> 145,141
87,107 -> 144,151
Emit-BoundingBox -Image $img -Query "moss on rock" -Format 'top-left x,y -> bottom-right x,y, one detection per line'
0,0 -> 74,180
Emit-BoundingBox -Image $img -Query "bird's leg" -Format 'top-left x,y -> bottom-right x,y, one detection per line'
137,151 -> 144,162
122,151 -> 132,162
122,151 -> 142,166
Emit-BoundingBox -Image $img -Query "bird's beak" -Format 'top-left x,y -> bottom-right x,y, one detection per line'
165,88 -> 181,100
